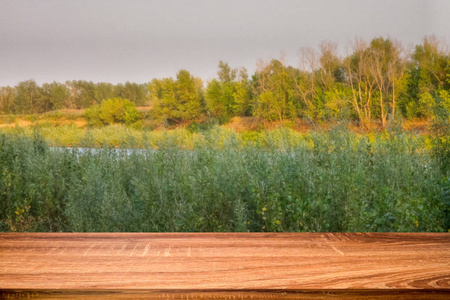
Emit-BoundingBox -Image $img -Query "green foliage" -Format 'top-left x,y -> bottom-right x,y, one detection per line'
253,60 -> 298,121
149,70 -> 204,125
403,36 -> 450,119
85,98 -> 141,126
115,82 -> 148,106
94,82 -> 115,103
0,36 -> 449,129
205,62 -> 251,122
323,83 -> 354,119
187,119 -> 219,133
254,91 -> 282,121
205,79 -> 226,118
42,82 -> 70,111
430,91 -> 450,175
14,80 -> 43,114
0,133 -> 70,231
66,80 -> 96,109
0,86 -> 16,114
0,127 -> 447,232
430,104 -> 450,231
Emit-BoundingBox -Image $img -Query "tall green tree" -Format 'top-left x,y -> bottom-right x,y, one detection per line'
233,68 -> 252,116
316,41 -> 352,119
253,59 -> 298,121
94,82 -> 116,103
66,80 -> 96,109
205,62 -> 251,121
368,37 -> 409,126
149,70 -> 204,124
0,86 -> 16,114
405,36 -> 450,118
296,48 -> 323,118
42,82 -> 70,111
344,39 -> 377,127
14,80 -> 43,114
116,82 -> 147,106
205,79 -> 226,118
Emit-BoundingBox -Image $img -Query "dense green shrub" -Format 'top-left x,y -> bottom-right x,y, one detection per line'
85,98 -> 141,126
0,128 -> 447,232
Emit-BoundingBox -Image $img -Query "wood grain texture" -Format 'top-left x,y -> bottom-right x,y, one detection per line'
1,289 -> 450,300
0,233 -> 449,298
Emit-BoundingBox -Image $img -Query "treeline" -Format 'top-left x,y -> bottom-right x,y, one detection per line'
0,81 -> 147,114
1,36 -> 449,127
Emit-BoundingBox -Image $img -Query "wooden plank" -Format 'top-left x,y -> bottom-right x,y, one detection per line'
1,289 -> 450,300
0,233 -> 449,299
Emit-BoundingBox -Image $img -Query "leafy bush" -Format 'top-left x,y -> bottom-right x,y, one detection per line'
85,98 -> 141,126
0,127 -> 447,232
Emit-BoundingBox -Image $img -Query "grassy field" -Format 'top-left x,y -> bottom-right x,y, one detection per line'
0,125 -> 448,232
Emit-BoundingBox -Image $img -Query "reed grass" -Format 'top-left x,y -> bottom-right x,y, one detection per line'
0,126 -> 447,232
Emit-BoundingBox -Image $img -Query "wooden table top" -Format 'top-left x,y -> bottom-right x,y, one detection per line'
0,233 -> 449,299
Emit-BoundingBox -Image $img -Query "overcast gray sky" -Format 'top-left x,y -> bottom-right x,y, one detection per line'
0,0 -> 449,86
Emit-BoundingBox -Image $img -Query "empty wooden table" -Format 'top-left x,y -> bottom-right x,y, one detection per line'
0,233 -> 449,299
